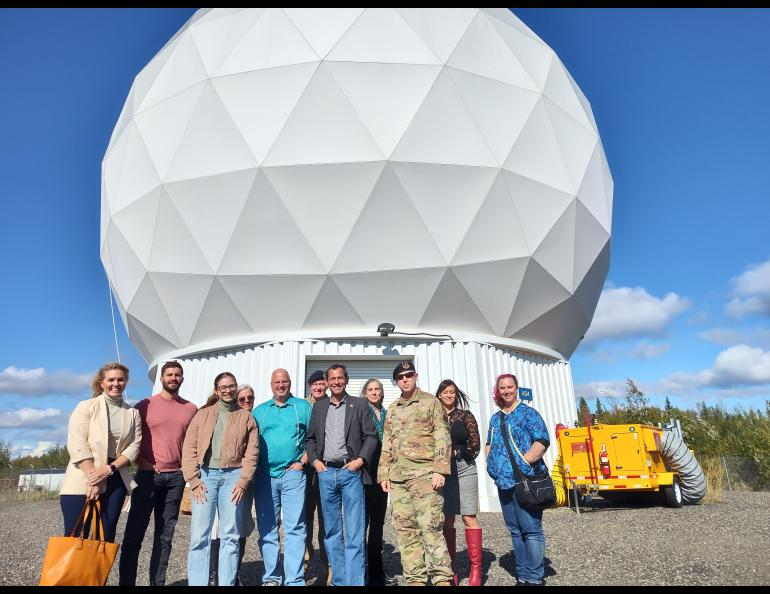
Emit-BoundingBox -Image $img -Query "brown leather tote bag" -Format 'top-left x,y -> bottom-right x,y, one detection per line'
39,499 -> 119,586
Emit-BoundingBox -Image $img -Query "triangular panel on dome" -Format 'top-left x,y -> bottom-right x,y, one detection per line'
502,170 -> 574,255
137,30 -> 209,112
448,67 -> 540,165
263,63 -> 384,167
102,223 -> 147,309
164,82 -> 259,183
134,82 -> 206,181
505,259 -> 571,337
148,272 -> 215,347
283,8 -> 364,59
574,201 -> 610,291
111,289 -> 129,335
214,7 -> 320,76
573,240 -> 610,322
504,98 -> 573,195
447,11 -> 538,91
327,61 -> 442,158
263,162 -> 385,269
217,171 -> 326,275
218,274 -> 327,335
330,165 -> 445,274
395,8 -> 478,63
127,275 -> 182,348
147,190 -> 214,275
100,182 -> 110,250
302,277 -> 365,331
189,8 -> 266,75
131,35 -> 179,115
453,257 -> 529,337
103,121 -> 131,210
111,186 -> 162,266
532,200 -> 576,292
326,8 -> 441,65
419,269 -> 495,335
108,87 -> 136,153
332,267 -> 446,328
576,143 -> 612,233
126,313 -> 179,363
212,62 -> 320,165
513,294 -> 589,359
544,55 -> 595,132
544,99 -> 598,194
165,168 -> 257,272
451,174 -> 529,266
189,278 -> 253,347
566,67 -> 599,132
391,70 -> 497,168
484,11 -> 552,91
110,122 -> 162,216
189,7 -> 243,26
392,162 -> 496,263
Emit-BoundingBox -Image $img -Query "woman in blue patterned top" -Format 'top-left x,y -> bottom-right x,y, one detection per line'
485,373 -> 550,586
360,378 -> 394,586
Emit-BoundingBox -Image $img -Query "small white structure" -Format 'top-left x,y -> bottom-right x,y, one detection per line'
101,8 -> 613,512
17,469 -> 66,493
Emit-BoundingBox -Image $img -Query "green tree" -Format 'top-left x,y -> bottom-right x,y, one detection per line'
595,398 -> 605,419
664,396 -> 673,416
0,437 -> 11,467
577,396 -> 591,427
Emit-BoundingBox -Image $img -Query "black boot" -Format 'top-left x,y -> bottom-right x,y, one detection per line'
235,537 -> 247,586
209,539 -> 219,586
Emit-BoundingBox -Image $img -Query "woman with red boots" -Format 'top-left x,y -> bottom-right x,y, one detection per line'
436,379 -> 483,586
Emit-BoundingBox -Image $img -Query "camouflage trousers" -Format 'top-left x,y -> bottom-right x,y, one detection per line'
390,475 -> 453,585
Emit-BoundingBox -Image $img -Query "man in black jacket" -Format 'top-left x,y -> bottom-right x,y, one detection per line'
305,363 -> 378,586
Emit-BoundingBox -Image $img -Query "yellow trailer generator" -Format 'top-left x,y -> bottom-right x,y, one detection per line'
554,421 -> 706,508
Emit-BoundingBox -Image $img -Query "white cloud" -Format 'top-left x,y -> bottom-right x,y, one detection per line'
0,366 -> 91,397
0,407 -> 65,429
630,341 -> 670,360
574,380 -> 628,399
664,345 -> 770,390
699,327 -> 770,348
584,286 -> 690,343
726,257 -> 770,318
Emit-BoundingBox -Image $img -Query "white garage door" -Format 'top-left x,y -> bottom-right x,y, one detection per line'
304,358 -> 412,409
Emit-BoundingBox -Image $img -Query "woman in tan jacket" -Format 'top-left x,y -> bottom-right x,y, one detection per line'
182,372 -> 259,586
60,362 -> 142,542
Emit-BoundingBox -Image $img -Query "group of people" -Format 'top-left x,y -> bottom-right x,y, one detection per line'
59,358 -> 551,586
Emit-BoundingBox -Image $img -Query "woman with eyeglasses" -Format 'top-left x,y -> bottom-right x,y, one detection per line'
182,372 -> 259,586
435,379 -> 483,586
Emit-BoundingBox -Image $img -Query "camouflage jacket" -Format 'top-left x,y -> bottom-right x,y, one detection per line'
377,388 -> 451,482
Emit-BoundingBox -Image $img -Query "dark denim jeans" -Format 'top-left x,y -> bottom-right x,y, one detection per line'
364,483 -> 388,585
60,469 -> 127,543
119,469 -> 186,586
498,487 -> 545,584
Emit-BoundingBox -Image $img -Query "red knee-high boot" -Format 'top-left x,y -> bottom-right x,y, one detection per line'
443,524 -> 459,586
466,528 -> 483,587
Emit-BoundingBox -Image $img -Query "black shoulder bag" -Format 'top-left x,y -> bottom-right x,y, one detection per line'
498,413 -> 556,509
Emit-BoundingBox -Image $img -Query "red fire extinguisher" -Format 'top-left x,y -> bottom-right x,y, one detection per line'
599,444 -> 611,479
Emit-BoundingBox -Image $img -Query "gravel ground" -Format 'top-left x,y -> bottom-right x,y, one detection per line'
5,491 -> 769,586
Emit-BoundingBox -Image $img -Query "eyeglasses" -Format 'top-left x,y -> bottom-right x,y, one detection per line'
217,384 -> 237,392
396,372 -> 416,381
238,395 -> 254,403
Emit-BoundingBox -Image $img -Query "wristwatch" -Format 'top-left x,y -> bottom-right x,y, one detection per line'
108,463 -> 117,476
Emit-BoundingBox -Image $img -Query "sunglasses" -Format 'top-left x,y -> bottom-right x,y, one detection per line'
396,371 -> 416,380
238,395 -> 255,403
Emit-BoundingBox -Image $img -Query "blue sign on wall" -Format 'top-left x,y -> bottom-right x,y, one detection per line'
518,387 -> 533,401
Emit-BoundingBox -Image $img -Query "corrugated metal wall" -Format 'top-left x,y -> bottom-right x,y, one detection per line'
153,339 -> 576,512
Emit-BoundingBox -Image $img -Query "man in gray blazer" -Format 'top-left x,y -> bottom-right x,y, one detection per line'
305,364 -> 378,586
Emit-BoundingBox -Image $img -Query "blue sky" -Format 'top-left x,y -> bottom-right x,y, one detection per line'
1,8 -> 769,457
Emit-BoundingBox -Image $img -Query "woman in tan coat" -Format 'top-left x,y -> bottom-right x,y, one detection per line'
60,362 -> 142,542
182,372 -> 259,586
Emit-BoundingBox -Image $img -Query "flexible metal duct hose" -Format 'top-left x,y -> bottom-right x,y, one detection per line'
550,453 -> 568,507
661,430 -> 707,504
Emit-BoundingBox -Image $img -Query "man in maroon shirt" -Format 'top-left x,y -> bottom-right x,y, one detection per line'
119,361 -> 198,586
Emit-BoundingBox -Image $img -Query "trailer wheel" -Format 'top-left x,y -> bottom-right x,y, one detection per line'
663,480 -> 683,508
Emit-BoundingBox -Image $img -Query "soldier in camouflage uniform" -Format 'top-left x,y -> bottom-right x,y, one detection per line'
377,360 -> 454,586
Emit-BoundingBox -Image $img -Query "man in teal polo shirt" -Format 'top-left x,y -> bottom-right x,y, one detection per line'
252,368 -> 312,586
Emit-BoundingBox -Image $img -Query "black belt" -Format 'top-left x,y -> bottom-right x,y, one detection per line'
324,459 -> 349,468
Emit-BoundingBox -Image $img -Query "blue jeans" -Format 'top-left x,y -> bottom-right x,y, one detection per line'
255,469 -> 306,586
498,487 -> 545,583
188,467 -> 245,586
317,468 -> 365,586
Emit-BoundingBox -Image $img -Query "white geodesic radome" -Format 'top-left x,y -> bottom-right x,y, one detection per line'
100,7 -> 613,366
